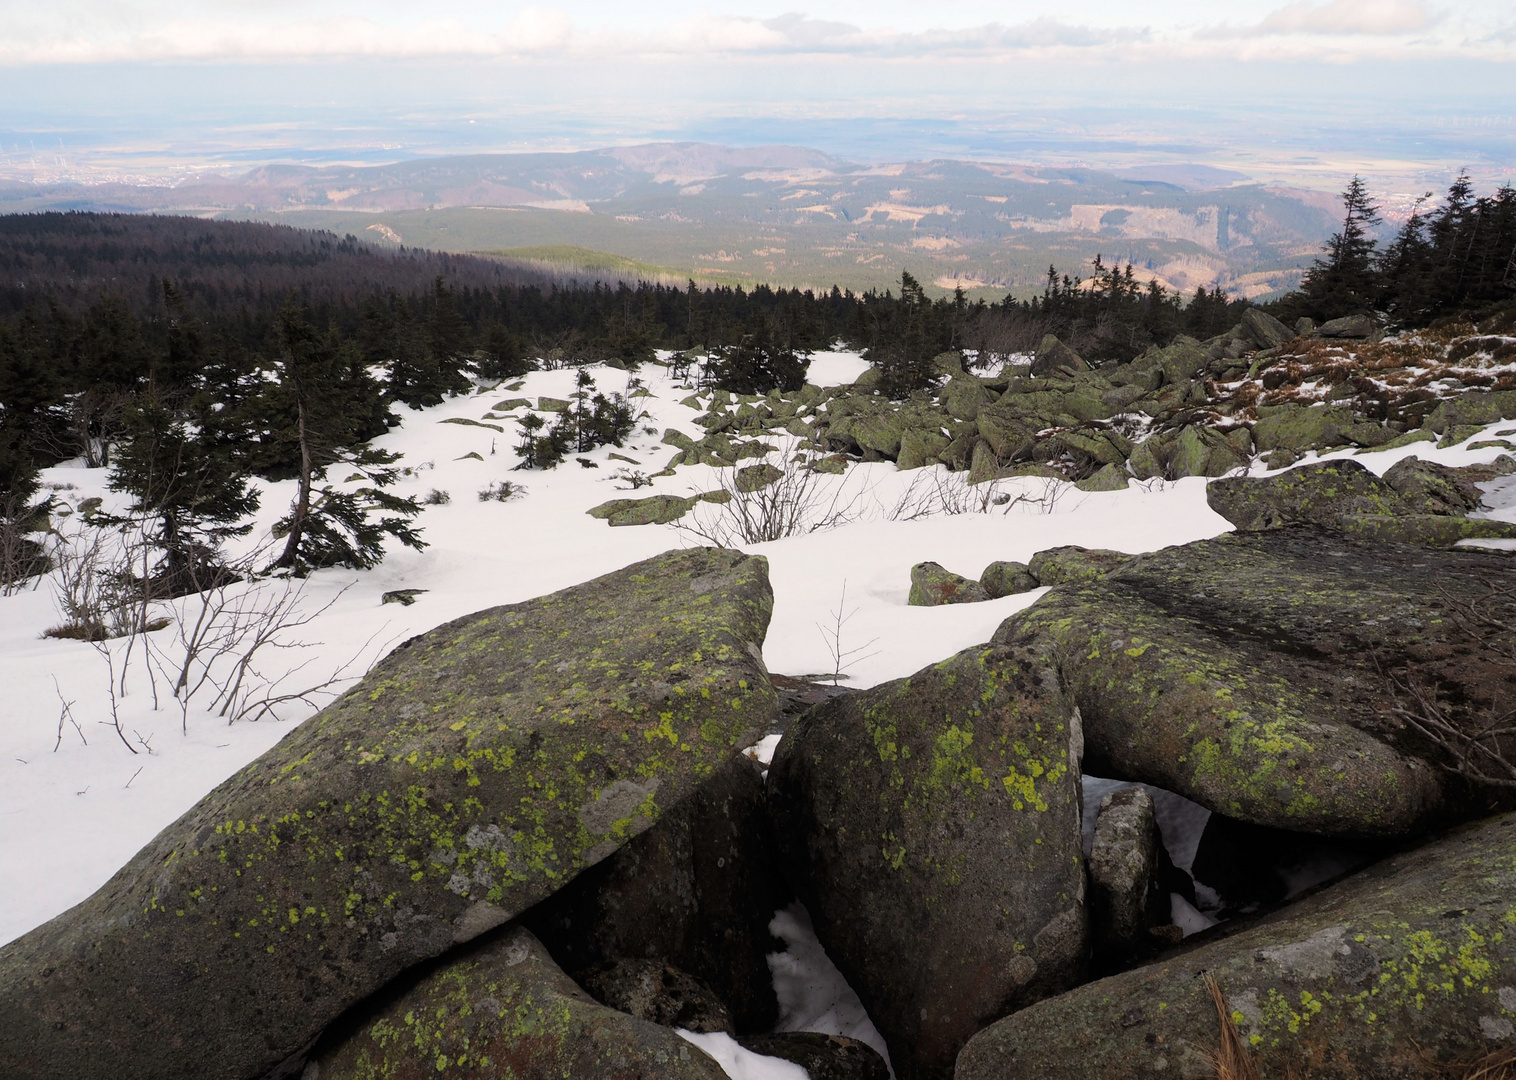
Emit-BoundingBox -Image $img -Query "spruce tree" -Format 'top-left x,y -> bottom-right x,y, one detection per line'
1294,176 -> 1382,321
268,302 -> 423,573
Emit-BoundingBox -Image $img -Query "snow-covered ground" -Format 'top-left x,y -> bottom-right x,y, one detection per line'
5,349 -> 1516,1078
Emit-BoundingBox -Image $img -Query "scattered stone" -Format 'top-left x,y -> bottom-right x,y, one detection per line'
579,959 -> 734,1034
0,548 -> 777,1080
736,1032 -> 891,1080
1087,787 -> 1170,972
538,396 -> 570,412
735,463 -> 784,492
306,928 -> 729,1080
957,812 -> 1516,1080
491,398 -> 531,411
587,493 -> 696,526
439,416 -> 503,432
979,560 -> 1039,599
608,452 -> 641,465
1026,546 -> 1132,586
1314,313 -> 1380,339
379,588 -> 427,606
1208,458 -> 1411,530
907,561 -> 990,606
1074,462 -> 1130,490
768,641 -> 1087,1080
455,451 -> 483,461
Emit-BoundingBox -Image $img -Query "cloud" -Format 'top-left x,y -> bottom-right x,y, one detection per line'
0,3 -> 1497,65
1226,0 -> 1437,37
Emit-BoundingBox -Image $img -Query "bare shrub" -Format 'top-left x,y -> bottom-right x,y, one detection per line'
479,480 -> 527,502
815,580 -> 879,686
885,469 -> 1070,520
676,447 -> 867,545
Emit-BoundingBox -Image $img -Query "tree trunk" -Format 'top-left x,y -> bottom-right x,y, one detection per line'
276,397 -> 313,569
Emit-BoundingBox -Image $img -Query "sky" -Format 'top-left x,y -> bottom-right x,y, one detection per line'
0,1 -> 1514,177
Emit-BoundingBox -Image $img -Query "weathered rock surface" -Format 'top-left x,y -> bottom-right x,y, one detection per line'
979,560 -> 1039,599
1032,334 -> 1089,376
579,959 -> 733,1034
1087,787 -> 1170,972
956,811 -> 1516,1080
0,548 -> 777,1080
993,527 -> 1516,837
737,1032 -> 892,1080
1206,458 -> 1516,546
1026,545 -> 1132,586
1314,312 -> 1380,339
768,642 -> 1088,1080
307,927 -> 729,1080
908,561 -> 990,606
520,754 -> 786,1033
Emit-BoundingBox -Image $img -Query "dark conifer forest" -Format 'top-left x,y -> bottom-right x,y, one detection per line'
1,190 -> 1512,583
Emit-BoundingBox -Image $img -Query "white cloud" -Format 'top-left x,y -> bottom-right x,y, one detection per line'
0,2 -> 1503,65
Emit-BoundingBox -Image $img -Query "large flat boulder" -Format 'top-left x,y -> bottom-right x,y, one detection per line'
767,642 -> 1088,1080
307,926 -> 730,1079
957,811 -> 1516,1080
0,547 -> 778,1080
993,527 -> 1516,838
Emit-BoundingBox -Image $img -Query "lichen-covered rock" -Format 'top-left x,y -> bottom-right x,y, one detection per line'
520,755 -> 786,1033
1424,389 -> 1516,433
993,527 -> 1516,837
957,811 -> 1516,1080
307,927 -> 730,1080
941,375 -> 995,422
1087,787 -> 1169,972
1074,463 -> 1131,492
1206,458 -> 1409,531
537,396 -> 571,412
734,463 -> 783,493
1032,334 -> 1089,377
0,548 -> 777,1080
767,643 -> 1088,1080
1314,312 -> 1380,339
1239,308 -> 1295,350
579,959 -> 733,1034
1027,545 -> 1132,585
737,1032 -> 891,1080
908,561 -> 990,606
1207,459 -> 1516,546
897,427 -> 951,470
1382,455 -> 1484,515
588,493 -> 696,526
979,560 -> 1039,599
1252,402 -> 1363,454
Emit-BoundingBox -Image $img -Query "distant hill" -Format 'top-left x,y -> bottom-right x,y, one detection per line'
0,143 -> 1341,302
0,212 -> 585,317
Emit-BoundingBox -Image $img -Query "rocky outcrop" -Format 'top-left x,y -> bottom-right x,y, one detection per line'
520,754 -> 787,1033
307,927 -> 730,1079
0,548 -> 777,1080
1207,458 -> 1516,546
957,811 -> 1516,1080
994,527 -> 1516,837
908,561 -> 990,606
767,642 -> 1087,1080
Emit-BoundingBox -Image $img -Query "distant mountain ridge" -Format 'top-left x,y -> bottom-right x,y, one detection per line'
0,142 -> 1339,300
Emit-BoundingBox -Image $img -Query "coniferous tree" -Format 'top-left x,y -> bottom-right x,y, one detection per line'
1292,176 -> 1382,321
269,302 -> 422,572
707,314 -> 810,394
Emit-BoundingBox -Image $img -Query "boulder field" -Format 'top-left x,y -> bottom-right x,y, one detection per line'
3,467 -> 1516,1080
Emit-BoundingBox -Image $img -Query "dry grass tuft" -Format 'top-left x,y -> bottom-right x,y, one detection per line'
1206,973 -> 1261,1080
1454,1046 -> 1516,1080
